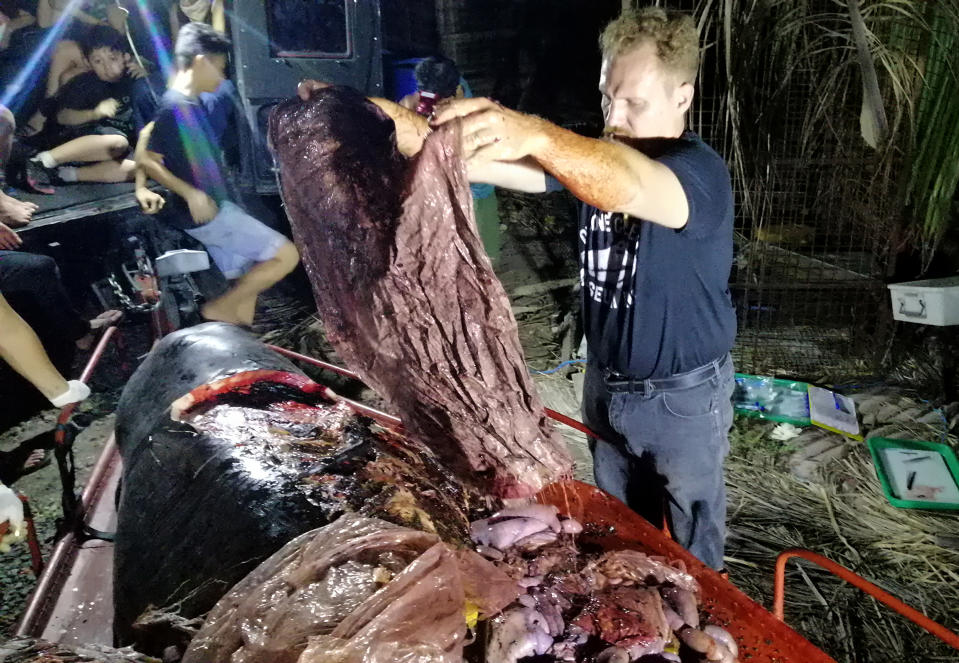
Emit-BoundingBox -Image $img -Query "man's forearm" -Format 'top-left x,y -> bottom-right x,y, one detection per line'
531,123 -> 650,213
134,165 -> 147,191
139,157 -> 198,201
468,157 -> 546,193
532,124 -> 688,227
57,108 -> 100,126
369,97 -> 430,157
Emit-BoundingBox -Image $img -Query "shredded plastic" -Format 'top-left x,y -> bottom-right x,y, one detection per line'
183,513 -> 517,663
269,87 -> 573,498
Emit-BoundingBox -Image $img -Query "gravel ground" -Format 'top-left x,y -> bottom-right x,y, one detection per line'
0,396 -> 119,636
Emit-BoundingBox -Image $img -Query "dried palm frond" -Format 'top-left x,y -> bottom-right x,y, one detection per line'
699,0 -> 959,252
726,419 -> 959,663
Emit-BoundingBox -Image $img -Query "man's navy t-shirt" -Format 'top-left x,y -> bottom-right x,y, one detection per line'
552,131 -> 736,380
146,81 -> 236,229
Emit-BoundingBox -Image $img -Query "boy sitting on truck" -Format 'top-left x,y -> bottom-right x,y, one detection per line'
134,22 -> 299,327
23,26 -> 158,190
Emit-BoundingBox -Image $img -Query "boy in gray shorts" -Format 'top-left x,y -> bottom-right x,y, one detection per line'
134,22 -> 298,326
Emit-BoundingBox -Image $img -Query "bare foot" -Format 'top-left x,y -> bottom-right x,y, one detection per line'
201,299 -> 248,327
0,191 -> 33,228
236,297 -> 256,327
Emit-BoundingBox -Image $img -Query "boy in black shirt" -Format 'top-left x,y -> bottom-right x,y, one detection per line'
24,26 -> 157,189
135,23 -> 298,327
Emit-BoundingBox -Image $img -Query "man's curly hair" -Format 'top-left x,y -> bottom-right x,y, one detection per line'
600,7 -> 700,84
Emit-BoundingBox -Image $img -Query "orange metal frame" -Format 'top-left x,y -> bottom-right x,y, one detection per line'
270,343 -> 959,656
773,548 -> 959,650
1,326 -> 119,577
265,344 -> 603,440
12,335 -> 957,657
53,326 -> 119,447
11,324 -> 121,577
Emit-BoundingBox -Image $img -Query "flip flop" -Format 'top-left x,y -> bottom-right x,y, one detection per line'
0,447 -> 52,485
17,448 -> 52,478
15,160 -> 56,195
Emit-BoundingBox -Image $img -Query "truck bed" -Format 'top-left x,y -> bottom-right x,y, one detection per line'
15,183 -> 140,234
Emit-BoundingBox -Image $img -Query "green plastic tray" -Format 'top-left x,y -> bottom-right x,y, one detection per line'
866,437 -> 959,511
733,373 -> 811,426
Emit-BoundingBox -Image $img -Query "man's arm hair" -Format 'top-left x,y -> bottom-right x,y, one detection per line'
533,123 -> 688,229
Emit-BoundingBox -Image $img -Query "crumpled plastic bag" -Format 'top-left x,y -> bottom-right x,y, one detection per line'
183,513 -> 517,663
770,422 -> 802,441
0,483 -> 25,553
299,542 -> 472,663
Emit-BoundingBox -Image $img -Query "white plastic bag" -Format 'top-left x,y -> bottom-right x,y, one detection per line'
0,482 -> 25,553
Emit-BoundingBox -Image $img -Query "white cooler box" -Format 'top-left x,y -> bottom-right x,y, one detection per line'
888,276 -> 959,326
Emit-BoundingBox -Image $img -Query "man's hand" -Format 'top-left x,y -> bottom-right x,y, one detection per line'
136,188 -> 165,214
0,222 -> 22,250
125,54 -> 147,80
431,98 -> 549,165
95,98 -> 120,119
297,79 -> 331,101
0,483 -> 25,554
186,190 -> 218,225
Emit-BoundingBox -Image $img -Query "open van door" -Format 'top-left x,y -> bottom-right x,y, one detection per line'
229,0 -> 384,194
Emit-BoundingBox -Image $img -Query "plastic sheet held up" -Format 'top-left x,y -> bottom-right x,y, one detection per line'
268,86 -> 573,498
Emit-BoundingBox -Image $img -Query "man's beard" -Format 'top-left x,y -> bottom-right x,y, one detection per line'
602,126 -> 636,140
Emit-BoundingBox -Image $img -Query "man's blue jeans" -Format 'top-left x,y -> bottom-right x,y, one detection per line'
583,354 -> 734,569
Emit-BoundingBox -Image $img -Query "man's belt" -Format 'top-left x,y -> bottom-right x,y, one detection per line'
603,354 -> 730,395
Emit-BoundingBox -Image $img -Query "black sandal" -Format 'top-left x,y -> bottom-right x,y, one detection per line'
0,442 -> 53,485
